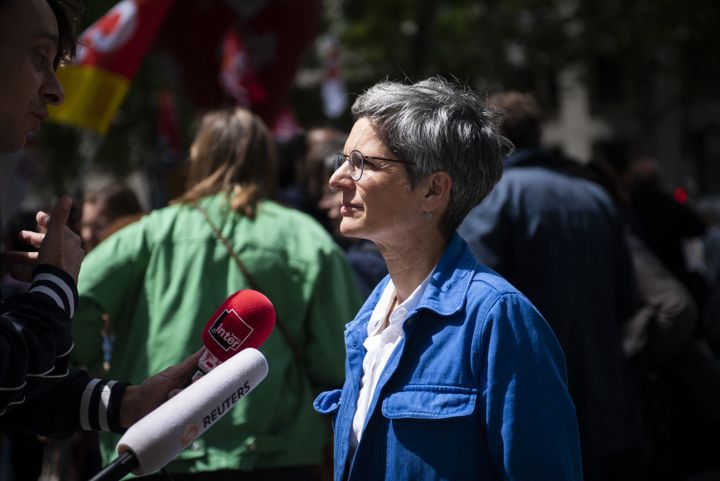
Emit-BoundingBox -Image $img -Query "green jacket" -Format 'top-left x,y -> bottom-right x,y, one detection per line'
73,194 -> 363,472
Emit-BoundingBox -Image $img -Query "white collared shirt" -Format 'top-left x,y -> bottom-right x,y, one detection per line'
349,271 -> 434,453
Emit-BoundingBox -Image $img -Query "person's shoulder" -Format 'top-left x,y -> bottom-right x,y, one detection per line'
511,163 -> 617,208
468,265 -> 524,301
459,258 -> 536,313
465,269 -> 549,341
247,201 -> 352,268
491,165 -> 565,201
123,203 -> 187,242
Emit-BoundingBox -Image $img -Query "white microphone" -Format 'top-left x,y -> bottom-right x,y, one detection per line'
89,348 -> 268,480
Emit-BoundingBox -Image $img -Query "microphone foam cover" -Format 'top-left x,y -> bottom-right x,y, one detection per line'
116,348 -> 268,475
201,290 -> 276,362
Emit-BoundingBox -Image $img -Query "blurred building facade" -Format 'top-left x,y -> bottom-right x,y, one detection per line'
523,63 -> 719,198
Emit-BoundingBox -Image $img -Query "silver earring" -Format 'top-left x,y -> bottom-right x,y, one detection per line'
425,211 -> 433,220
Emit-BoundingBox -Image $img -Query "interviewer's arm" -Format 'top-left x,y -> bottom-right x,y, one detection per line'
1,196 -> 86,413
0,351 -> 201,437
0,264 -> 78,415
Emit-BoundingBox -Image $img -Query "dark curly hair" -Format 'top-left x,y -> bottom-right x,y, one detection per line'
0,0 -> 82,68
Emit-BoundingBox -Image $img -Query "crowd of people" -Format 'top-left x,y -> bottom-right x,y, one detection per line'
459,92 -> 720,481
2,1 -> 720,481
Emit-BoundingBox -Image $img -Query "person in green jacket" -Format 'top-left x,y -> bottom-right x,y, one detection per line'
72,107 -> 364,480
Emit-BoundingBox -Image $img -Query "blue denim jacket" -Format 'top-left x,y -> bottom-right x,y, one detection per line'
315,234 -> 582,481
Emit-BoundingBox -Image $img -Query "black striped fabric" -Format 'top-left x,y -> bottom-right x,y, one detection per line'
28,264 -> 79,318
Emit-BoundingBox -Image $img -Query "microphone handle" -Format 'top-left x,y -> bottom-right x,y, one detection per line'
88,451 -> 139,481
183,347 -> 218,387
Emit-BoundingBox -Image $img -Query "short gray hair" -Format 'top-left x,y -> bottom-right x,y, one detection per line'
352,76 -> 512,237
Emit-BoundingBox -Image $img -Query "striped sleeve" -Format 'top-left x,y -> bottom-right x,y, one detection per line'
1,264 -> 76,414
79,378 -> 127,433
28,265 -> 79,318
0,370 -> 128,437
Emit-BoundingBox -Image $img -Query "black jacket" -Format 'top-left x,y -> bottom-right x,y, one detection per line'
0,264 -> 125,437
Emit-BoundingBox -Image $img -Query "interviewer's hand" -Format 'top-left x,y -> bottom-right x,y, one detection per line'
4,196 -> 84,283
119,350 -> 203,429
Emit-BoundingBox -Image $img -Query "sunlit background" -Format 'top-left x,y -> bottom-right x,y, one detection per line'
1,0 -> 719,215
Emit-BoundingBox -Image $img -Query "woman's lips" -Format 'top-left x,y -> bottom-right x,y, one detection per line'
340,202 -> 361,215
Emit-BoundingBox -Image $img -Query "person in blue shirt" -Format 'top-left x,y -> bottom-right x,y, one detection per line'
314,77 -> 582,481
459,92 -> 644,481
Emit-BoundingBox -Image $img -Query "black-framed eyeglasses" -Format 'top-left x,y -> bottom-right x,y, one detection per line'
334,150 -> 415,181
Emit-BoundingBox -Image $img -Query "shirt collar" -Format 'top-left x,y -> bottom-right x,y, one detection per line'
414,232 -> 477,317
367,271 -> 433,336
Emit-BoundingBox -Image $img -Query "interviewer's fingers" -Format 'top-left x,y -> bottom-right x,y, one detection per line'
36,196 -> 84,282
44,197 -> 72,236
35,211 -> 49,234
120,349 -> 205,427
159,349 -> 203,390
164,350 -> 203,397
170,349 -> 204,380
3,250 -> 39,265
19,230 -> 45,249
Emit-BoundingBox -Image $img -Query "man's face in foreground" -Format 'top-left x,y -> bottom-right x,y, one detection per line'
0,0 -> 65,153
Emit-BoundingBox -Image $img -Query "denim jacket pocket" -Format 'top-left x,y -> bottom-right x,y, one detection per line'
314,388 -> 342,415
377,386 -> 479,480
314,388 -> 343,440
381,385 -> 477,420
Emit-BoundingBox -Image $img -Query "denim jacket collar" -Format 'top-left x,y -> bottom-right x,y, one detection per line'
348,232 -> 473,324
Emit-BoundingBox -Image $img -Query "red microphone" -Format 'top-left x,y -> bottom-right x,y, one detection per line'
191,290 -> 275,383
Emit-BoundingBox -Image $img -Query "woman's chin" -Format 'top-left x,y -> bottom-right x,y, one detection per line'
339,220 -> 365,239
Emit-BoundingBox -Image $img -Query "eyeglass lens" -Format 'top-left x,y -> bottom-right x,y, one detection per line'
336,151 -> 364,180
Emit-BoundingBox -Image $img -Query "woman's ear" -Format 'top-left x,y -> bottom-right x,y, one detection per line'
422,171 -> 452,213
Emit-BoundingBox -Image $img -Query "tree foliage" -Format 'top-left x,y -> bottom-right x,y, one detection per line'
36,0 -> 720,193
337,0 -> 720,109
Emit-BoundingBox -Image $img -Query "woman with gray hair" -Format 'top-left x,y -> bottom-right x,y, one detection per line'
314,77 -> 582,480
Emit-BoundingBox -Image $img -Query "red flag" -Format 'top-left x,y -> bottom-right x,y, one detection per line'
219,29 -> 267,108
154,0 -> 322,128
49,0 -> 174,134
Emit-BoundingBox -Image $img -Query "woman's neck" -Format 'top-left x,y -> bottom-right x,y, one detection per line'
378,231 -> 448,303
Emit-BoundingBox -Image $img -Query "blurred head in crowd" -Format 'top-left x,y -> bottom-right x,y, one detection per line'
487,91 -> 542,150
627,156 -> 662,186
174,108 -> 276,218
81,184 -> 143,251
0,0 -> 80,153
276,131 -> 308,191
301,127 -> 348,236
